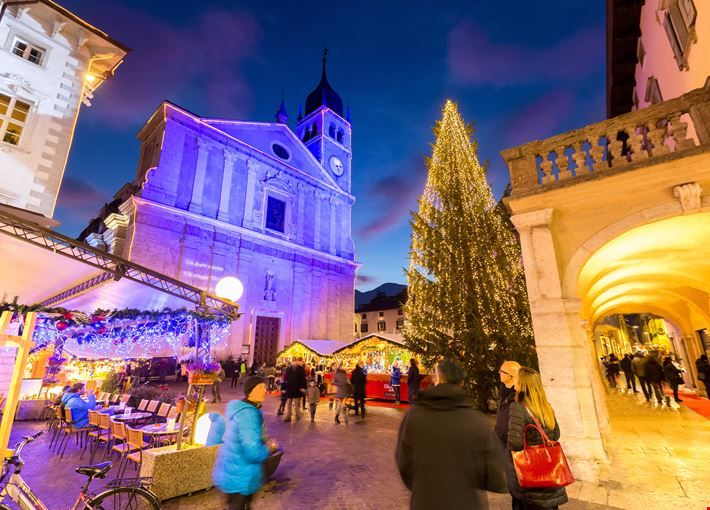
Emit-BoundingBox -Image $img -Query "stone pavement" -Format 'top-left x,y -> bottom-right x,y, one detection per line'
4,382 -> 614,510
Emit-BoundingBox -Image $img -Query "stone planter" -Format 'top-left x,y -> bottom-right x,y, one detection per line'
15,399 -> 49,421
140,443 -> 219,501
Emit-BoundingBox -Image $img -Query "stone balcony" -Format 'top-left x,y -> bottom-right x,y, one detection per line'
501,77 -> 710,197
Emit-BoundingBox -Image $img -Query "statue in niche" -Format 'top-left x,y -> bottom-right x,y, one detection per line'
264,271 -> 276,301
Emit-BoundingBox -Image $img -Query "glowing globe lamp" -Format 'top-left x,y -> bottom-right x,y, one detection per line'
215,276 -> 244,302
193,413 -> 213,445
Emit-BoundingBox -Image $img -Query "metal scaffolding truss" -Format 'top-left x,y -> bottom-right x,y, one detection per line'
0,208 -> 239,318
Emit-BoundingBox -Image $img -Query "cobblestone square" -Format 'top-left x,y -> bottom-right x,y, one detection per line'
5,384 -> 616,510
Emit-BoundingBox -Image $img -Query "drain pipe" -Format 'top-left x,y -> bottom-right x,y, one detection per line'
0,1 -> 40,24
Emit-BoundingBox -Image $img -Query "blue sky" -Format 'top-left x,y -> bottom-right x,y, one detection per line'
55,0 -> 606,290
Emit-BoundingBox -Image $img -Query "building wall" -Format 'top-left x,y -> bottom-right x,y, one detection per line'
0,4 -> 125,218
355,307 -> 405,337
103,103 -> 357,359
634,0 -> 710,109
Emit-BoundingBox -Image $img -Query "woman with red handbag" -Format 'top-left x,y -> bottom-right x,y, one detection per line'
506,367 -> 571,509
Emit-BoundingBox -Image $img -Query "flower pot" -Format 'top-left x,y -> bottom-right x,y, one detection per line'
188,372 -> 218,385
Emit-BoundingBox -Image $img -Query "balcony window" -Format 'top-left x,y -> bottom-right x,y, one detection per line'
396,319 -> 405,330
12,37 -> 44,65
0,94 -> 31,146
360,323 -> 368,333
377,321 -> 386,332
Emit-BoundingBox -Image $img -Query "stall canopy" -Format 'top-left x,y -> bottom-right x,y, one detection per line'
0,207 -> 237,318
275,339 -> 347,365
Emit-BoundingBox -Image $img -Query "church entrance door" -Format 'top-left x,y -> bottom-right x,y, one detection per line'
253,316 -> 280,366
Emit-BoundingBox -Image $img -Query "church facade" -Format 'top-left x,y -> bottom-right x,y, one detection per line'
84,58 -> 357,364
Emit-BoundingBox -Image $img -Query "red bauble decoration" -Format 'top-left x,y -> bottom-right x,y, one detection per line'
92,315 -> 106,323
56,321 -> 68,331
97,326 -> 107,334
63,312 -> 74,320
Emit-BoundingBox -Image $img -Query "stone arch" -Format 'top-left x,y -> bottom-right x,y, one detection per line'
562,200 -> 710,299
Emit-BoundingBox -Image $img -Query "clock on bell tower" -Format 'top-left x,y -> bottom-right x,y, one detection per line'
295,49 -> 352,193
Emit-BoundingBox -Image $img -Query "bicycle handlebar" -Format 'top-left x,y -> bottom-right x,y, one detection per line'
13,431 -> 43,457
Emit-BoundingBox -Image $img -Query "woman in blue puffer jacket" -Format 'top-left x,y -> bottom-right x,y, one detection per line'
213,376 -> 277,510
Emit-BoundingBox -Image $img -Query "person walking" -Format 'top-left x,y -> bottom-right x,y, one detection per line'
619,354 -> 637,393
644,353 -> 665,404
407,358 -> 421,403
696,354 -> 710,398
332,363 -> 350,424
277,376 -> 288,416
212,363 -> 225,403
306,379 -> 320,422
663,356 -> 683,403
495,360 -> 520,447
351,360 -> 367,418
396,358 -> 507,509
284,357 -> 306,422
231,358 -> 241,388
239,359 -> 247,386
632,352 -> 651,401
212,376 -> 278,510
506,367 -> 568,510
605,353 -> 621,388
391,361 -> 402,406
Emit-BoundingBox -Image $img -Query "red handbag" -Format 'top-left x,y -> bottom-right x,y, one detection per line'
511,409 -> 575,489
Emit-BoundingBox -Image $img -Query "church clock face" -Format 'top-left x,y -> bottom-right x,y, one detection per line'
329,156 -> 344,176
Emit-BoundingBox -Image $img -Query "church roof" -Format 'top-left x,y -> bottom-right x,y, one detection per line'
304,52 -> 343,117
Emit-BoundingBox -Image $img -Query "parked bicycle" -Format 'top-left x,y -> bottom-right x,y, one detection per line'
0,431 -> 160,509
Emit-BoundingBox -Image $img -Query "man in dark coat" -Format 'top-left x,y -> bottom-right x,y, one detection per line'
351,361 -> 367,418
619,353 -> 637,393
495,360 -> 520,446
283,357 -> 306,422
395,358 -> 507,509
644,353 -> 665,403
406,358 -> 421,403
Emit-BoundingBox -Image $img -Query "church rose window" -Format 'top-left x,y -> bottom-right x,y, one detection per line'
265,196 -> 286,233
271,142 -> 290,160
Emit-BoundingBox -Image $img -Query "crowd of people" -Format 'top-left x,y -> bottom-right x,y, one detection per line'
208,355 -> 568,510
601,351 -> 710,404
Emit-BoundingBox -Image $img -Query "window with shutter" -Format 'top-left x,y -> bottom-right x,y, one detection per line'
664,0 -> 697,70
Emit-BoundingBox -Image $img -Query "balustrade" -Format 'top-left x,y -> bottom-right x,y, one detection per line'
501,78 -> 710,196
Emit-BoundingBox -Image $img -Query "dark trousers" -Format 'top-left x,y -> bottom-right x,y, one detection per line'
623,371 -> 637,392
392,385 -> 401,403
278,397 -> 287,414
512,496 -> 557,510
649,381 -> 664,403
230,375 -> 238,388
302,393 -> 307,410
309,403 -> 317,421
669,380 -> 680,401
227,492 -> 252,510
638,376 -> 652,400
353,394 -> 365,416
408,385 -> 419,403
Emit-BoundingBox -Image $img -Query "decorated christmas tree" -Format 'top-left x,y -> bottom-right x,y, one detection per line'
404,100 -> 537,409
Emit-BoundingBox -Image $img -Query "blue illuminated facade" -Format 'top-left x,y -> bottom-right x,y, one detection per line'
84,64 -> 357,364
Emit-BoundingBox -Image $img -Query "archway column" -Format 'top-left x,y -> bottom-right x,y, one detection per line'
511,209 -> 609,483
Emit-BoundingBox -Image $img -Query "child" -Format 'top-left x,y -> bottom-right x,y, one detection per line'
277,377 -> 288,416
306,379 -> 321,422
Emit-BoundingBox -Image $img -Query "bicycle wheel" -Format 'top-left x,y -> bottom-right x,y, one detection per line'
89,486 -> 160,510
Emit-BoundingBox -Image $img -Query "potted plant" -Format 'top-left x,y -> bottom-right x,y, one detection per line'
186,360 -> 221,385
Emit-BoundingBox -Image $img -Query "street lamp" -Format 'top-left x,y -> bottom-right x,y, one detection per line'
215,276 -> 244,302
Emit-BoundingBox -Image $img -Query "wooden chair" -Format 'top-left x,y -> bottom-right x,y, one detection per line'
167,407 -> 179,421
81,409 -> 101,460
58,408 -> 92,458
109,418 -> 135,475
156,402 -> 172,419
119,425 -> 151,478
90,412 -> 112,463
48,406 -> 65,452
146,400 -> 159,413
119,394 -> 131,405
137,399 -> 149,411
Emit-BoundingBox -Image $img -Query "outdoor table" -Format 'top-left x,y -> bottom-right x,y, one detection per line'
113,411 -> 153,422
141,422 -> 181,447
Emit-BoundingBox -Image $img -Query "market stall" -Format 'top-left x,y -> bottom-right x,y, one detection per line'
275,339 -> 345,366
329,334 -> 431,402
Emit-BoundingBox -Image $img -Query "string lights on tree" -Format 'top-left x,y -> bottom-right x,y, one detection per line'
404,100 -> 537,409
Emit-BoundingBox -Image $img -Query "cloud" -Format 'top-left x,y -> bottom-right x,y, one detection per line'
55,177 -> 109,221
448,21 -> 604,87
86,3 -> 261,127
357,159 -> 427,239
356,273 -> 378,284
504,89 -> 576,147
